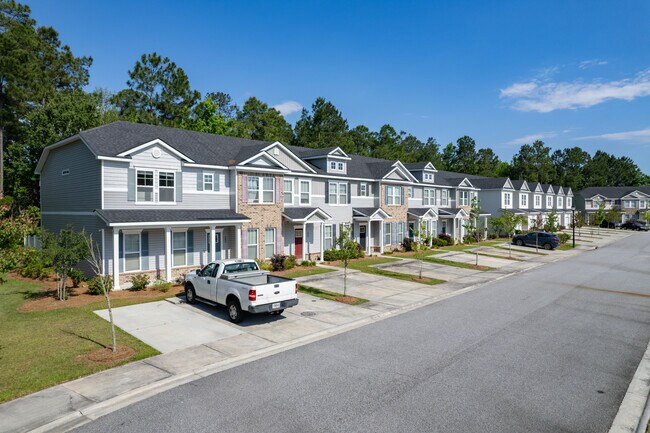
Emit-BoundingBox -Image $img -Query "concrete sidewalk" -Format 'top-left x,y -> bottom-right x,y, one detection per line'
0,230 -> 634,433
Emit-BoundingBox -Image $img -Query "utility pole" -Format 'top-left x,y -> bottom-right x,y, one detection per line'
572,209 -> 576,248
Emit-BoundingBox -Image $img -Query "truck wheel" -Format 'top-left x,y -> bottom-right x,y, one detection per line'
185,284 -> 197,304
227,299 -> 243,323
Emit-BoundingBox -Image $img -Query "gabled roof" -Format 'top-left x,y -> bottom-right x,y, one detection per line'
556,186 -> 565,195
300,146 -> 351,160
352,207 -> 392,220
282,207 -> 332,222
404,161 -> 437,171
407,207 -> 439,218
541,184 -> 555,195
511,179 -> 530,192
577,186 -> 650,199
438,208 -> 469,218
467,177 -> 513,190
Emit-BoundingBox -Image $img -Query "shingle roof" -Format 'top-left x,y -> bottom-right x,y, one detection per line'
403,162 -> 431,170
407,207 -> 437,217
467,177 -> 510,189
352,207 -> 391,218
281,207 -> 331,221
578,186 -> 650,199
95,209 -> 250,224
510,179 -> 528,190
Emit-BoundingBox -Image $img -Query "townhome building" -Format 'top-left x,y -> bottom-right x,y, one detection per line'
576,186 -> 650,223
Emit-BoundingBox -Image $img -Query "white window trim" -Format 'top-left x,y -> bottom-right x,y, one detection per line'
123,231 -> 142,273
264,228 -> 276,259
171,229 -> 188,268
337,162 -> 344,171
201,172 -> 219,192
459,190 -> 470,207
441,190 -> 449,207
423,188 -> 435,206
158,171 -> 176,204
360,183 -> 367,197
283,177 -> 294,205
384,223 -> 392,246
323,224 -> 333,250
503,192 -> 512,208
136,169 -> 155,203
520,193 -> 528,208
299,179 -> 311,206
248,176 -> 275,204
557,197 -> 563,208
546,196 -> 553,208
247,228 -> 259,260
386,185 -> 402,206
534,194 -> 542,208
328,181 -> 348,205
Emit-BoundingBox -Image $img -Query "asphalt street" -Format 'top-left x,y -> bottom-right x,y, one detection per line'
74,234 -> 650,433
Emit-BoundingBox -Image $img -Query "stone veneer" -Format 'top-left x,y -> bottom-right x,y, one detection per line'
380,183 -> 409,250
118,266 -> 196,287
237,172 -> 284,259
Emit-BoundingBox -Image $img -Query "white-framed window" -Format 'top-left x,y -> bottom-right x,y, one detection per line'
338,162 -> 344,171
136,170 -> 154,202
328,181 -> 348,205
248,176 -> 274,204
407,186 -> 413,198
330,161 -> 336,171
459,190 -> 469,206
159,171 -> 175,202
640,200 -> 646,209
424,172 -> 433,181
503,192 -> 512,207
264,228 -> 275,259
300,180 -> 310,205
384,223 -> 392,246
546,196 -> 553,208
283,178 -> 293,205
441,190 -> 448,206
623,200 -> 635,208
386,185 -> 402,205
124,233 -> 141,272
520,194 -> 528,208
172,231 -> 187,267
203,173 -> 214,191
423,188 -> 435,206
323,225 -> 333,250
534,195 -> 542,208
247,229 -> 258,260
397,222 -> 404,243
557,196 -> 563,208
567,197 -> 572,208
360,183 -> 367,197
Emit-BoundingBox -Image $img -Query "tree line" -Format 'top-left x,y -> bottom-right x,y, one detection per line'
1,0 -> 648,211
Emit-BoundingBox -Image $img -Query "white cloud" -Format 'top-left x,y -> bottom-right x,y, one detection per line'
505,132 -> 557,146
273,100 -> 303,116
576,127 -> 650,143
500,68 -> 650,112
579,59 -> 608,69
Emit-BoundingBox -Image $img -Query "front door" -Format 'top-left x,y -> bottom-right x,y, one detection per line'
206,232 -> 223,262
359,225 -> 367,250
295,228 -> 303,258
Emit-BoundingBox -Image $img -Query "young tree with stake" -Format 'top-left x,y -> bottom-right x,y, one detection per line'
336,227 -> 359,297
85,234 -> 117,353
489,209 -> 525,258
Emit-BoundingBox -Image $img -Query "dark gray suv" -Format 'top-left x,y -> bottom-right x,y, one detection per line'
512,231 -> 560,250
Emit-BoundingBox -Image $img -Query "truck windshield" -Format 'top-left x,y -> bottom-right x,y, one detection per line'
223,262 -> 260,274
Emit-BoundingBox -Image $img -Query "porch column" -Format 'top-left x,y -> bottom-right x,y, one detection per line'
302,222 -> 307,261
235,224 -> 242,258
319,222 -> 324,261
367,221 -> 372,255
209,225 -> 216,262
452,218 -> 457,244
112,228 -> 120,291
380,222 -> 385,254
164,227 -> 172,282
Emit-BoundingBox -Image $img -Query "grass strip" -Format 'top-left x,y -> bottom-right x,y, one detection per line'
557,244 -> 580,250
462,250 -> 524,261
298,284 -> 368,305
421,256 -> 494,271
273,267 -> 335,279
337,257 -> 445,285
492,245 -> 547,256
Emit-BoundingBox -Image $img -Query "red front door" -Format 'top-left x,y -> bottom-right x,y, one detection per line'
295,229 -> 303,258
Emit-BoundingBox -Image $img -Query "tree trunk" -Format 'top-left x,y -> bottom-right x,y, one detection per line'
343,263 -> 347,296
0,126 -> 4,197
104,287 -> 117,352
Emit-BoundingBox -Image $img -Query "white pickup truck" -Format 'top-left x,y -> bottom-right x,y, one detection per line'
184,259 -> 299,323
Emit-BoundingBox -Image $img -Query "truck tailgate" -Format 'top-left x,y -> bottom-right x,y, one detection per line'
252,279 -> 297,305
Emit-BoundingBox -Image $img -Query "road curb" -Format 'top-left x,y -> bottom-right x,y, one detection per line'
608,337 -> 650,433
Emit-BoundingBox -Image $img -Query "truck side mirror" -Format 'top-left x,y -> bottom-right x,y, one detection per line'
196,268 -> 202,276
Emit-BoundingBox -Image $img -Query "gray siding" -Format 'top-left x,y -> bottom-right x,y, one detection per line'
266,147 -> 309,172
41,140 -> 100,212
476,190 -> 502,214
41,214 -> 105,237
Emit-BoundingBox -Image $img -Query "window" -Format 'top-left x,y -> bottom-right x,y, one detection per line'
557,197 -> 563,208
424,173 -> 433,181
172,231 -> 187,267
384,223 -> 392,246
535,195 -> 541,207
640,200 -> 647,209
158,171 -> 175,202
328,181 -> 348,205
124,233 -> 140,272
504,192 -> 512,207
323,225 -> 333,250
137,170 -> 154,202
265,228 -> 275,258
623,200 -> 634,208
248,176 -> 274,204
283,179 -> 293,205
330,161 -> 336,170
360,183 -> 367,197
300,180 -> 310,205
338,162 -> 344,171
397,222 -> 404,243
459,190 -> 469,206
567,197 -> 572,208
441,190 -> 449,206
247,229 -> 258,260
520,194 -> 528,207
423,188 -> 435,206
546,196 -> 553,208
407,186 -> 413,198
386,186 -> 402,205
203,173 -> 214,191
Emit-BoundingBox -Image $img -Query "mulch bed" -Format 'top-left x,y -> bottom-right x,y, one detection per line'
79,345 -> 136,365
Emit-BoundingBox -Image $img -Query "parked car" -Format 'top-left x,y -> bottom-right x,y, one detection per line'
621,221 -> 649,231
512,231 -> 561,250
184,259 -> 299,323
600,221 -> 622,229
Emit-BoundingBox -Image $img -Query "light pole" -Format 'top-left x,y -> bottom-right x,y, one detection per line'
572,208 -> 576,248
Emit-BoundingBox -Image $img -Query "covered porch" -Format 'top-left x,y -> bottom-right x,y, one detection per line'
407,207 -> 438,246
96,209 -> 250,291
282,207 -> 332,261
438,208 -> 469,244
352,207 -> 392,255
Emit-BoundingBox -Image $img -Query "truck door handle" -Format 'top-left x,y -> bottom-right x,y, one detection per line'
274,291 -> 280,295
207,280 -> 211,284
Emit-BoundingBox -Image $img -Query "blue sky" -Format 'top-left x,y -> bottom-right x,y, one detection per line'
27,0 -> 650,173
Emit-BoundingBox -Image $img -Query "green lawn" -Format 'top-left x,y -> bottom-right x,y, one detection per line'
274,267 -> 335,279
298,284 -> 368,305
462,250 -> 524,261
557,244 -> 579,250
336,257 -> 445,285
492,245 -> 547,256
398,252 -> 494,271
0,278 -> 161,403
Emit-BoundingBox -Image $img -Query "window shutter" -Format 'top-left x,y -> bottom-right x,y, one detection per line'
175,171 -> 183,202
118,231 -> 124,272
275,177 -> 281,204
242,175 -> 248,202
332,224 -> 337,247
325,182 -> 329,204
385,186 -> 389,204
391,222 -> 396,245
187,230 -> 194,265
215,174 -> 220,191
197,170 -> 203,191
348,184 -> 351,204
400,187 -> 404,205
275,227 -> 282,256
140,231 -> 149,270
241,229 -> 247,259
127,169 -> 136,201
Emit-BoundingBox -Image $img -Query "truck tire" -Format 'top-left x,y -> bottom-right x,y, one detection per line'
185,284 -> 197,304
227,298 -> 243,323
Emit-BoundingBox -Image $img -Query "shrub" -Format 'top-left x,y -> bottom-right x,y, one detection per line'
152,280 -> 172,292
323,249 -> 341,262
270,254 -> 286,271
284,255 -> 297,270
301,260 -> 316,267
69,269 -> 85,288
256,258 -> 273,271
487,233 -> 498,240
129,273 -> 150,291
18,249 -> 52,280
87,275 -> 112,295
402,237 -> 414,252
382,250 -> 393,255
558,233 -> 571,245
438,233 -> 453,246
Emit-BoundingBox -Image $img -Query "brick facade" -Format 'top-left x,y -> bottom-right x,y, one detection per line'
380,183 -> 410,250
